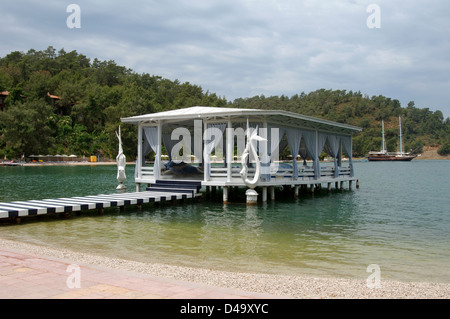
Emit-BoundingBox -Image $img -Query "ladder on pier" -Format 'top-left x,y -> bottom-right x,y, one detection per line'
146,180 -> 202,197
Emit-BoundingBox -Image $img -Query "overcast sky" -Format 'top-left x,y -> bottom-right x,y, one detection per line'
2,0 -> 449,118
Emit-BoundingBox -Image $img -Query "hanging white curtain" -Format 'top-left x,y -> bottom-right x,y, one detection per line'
143,126 -> 160,179
285,127 -> 302,180
340,135 -> 354,177
317,133 -> 327,178
203,123 -> 226,180
324,134 -> 341,178
303,130 -> 327,179
299,138 -> 308,165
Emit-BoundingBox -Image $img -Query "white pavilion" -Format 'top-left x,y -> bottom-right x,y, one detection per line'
121,106 -> 362,204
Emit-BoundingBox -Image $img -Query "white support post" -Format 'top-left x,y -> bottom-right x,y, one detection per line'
349,137 -> 354,177
203,121 -> 210,181
262,186 -> 268,202
226,119 -> 233,183
270,186 -> 275,201
137,124 -> 143,178
294,185 -> 299,198
155,122 -> 162,180
223,186 -> 229,204
315,130 -> 319,180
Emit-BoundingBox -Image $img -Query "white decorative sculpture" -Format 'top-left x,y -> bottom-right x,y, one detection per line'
116,126 -> 126,190
240,120 -> 266,204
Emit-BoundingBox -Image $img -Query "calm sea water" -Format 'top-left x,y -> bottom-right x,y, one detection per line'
0,161 -> 449,283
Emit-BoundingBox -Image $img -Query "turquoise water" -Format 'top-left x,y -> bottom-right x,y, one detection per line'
0,161 -> 449,283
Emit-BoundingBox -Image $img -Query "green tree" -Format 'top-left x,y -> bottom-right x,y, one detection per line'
0,69 -> 13,91
0,98 -> 53,157
69,124 -> 94,156
437,142 -> 450,156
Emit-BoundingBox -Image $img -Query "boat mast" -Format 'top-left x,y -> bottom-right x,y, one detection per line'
399,116 -> 403,155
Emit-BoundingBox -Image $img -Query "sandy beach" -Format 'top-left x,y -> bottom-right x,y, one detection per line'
0,238 -> 448,299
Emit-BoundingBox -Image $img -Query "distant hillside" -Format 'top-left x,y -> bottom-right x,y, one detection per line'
1,47 -> 449,159
0,47 -> 227,158
231,90 -> 449,157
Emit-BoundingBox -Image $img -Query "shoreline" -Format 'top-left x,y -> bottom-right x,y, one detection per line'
0,238 -> 448,299
1,154 -> 448,167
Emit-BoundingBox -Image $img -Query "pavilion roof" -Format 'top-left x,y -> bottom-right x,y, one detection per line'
121,106 -> 362,134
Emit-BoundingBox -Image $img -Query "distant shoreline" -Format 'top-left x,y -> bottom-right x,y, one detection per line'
0,161 -> 135,167
2,151 -> 449,168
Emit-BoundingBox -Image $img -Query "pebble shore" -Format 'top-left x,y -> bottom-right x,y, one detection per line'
0,238 -> 448,299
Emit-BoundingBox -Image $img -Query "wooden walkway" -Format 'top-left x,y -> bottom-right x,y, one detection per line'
0,181 -> 202,220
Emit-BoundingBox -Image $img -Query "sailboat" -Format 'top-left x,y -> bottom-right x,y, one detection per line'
367,117 -> 416,161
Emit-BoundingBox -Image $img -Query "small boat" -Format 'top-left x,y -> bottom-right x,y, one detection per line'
367,152 -> 416,161
367,117 -> 416,162
1,161 -> 24,166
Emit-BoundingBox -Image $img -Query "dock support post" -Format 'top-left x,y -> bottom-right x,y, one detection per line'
262,186 -> 268,202
327,182 -> 331,192
340,181 -> 344,190
223,186 -> 229,204
246,188 -> 258,205
294,185 -> 299,198
270,186 -> 275,201
349,180 -> 353,190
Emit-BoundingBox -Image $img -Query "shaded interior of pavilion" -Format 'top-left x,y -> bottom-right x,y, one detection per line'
137,119 -> 355,183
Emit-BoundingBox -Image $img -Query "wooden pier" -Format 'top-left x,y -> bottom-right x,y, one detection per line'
0,180 -> 202,221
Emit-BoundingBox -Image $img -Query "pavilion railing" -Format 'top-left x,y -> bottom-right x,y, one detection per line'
138,163 -> 352,182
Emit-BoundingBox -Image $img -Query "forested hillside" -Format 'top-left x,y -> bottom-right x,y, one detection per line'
232,92 -> 449,157
1,47 -> 449,159
0,47 -> 227,159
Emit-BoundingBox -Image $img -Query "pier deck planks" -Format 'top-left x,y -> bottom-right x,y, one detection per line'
0,190 -> 195,219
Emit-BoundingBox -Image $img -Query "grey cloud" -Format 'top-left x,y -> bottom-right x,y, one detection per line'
1,0 -> 449,117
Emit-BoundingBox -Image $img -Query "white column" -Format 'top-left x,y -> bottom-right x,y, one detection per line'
315,129 -> 319,180
270,186 -> 275,201
155,122 -> 162,179
223,186 -> 229,204
137,124 -> 143,180
349,137 -> 354,177
262,186 -> 267,202
226,119 -> 233,182
203,121 -> 210,181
